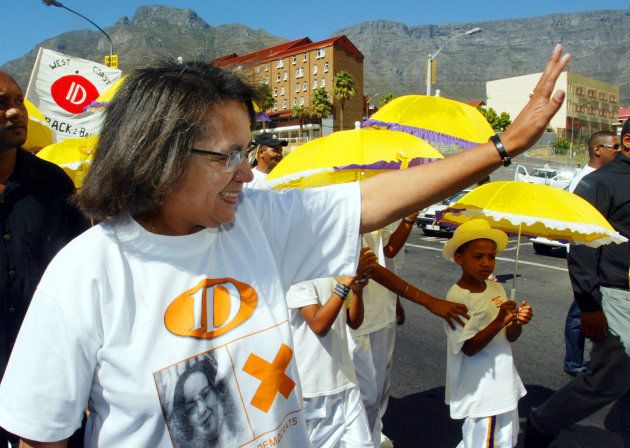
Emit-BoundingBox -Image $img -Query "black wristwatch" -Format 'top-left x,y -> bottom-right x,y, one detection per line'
490,134 -> 511,167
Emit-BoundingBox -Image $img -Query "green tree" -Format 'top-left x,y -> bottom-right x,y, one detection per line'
255,83 -> 274,131
311,88 -> 333,121
291,104 -> 307,141
476,106 -> 511,132
379,93 -> 395,108
332,71 -> 356,131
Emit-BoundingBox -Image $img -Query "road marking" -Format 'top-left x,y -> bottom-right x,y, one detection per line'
405,243 -> 568,272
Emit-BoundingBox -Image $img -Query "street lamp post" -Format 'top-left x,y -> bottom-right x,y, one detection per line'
425,27 -> 481,96
42,0 -> 113,63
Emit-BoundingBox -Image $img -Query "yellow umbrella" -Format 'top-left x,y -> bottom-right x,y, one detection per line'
266,127 -> 443,189
437,181 -> 627,297
37,136 -> 98,188
363,95 -> 494,149
23,99 -> 55,152
85,76 -> 126,110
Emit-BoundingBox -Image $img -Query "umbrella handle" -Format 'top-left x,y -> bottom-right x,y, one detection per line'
511,223 -> 523,300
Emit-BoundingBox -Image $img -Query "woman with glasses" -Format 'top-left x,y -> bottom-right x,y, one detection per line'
0,45 -> 569,447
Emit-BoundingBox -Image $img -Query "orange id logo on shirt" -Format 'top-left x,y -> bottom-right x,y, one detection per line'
165,278 -> 258,339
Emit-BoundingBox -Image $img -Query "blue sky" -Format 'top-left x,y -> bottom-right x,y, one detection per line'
1,0 -> 628,66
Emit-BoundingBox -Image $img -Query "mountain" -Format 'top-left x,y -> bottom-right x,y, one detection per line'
334,10 -> 630,102
3,7 -> 630,103
2,5 -> 286,90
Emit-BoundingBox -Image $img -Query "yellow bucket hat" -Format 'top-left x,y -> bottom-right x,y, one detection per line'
442,219 -> 508,261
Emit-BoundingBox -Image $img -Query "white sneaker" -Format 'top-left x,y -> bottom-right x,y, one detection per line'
380,433 -> 394,448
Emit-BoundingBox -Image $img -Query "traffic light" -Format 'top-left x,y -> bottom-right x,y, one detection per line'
103,55 -> 119,68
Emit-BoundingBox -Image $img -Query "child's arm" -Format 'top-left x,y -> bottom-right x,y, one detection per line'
300,248 -> 377,336
370,264 -> 469,329
383,212 -> 419,258
506,301 -> 533,342
461,300 -> 517,356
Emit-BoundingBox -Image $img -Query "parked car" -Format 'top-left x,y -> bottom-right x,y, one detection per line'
514,164 -> 575,190
530,236 -> 569,255
416,189 -> 472,236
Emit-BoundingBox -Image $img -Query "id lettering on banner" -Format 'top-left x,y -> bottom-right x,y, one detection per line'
25,47 -> 122,141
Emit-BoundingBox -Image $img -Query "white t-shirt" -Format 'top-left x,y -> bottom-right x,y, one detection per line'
350,227 -> 398,336
246,167 -> 271,190
443,281 -> 526,419
568,165 -> 596,193
286,278 -> 358,398
0,184 -> 361,447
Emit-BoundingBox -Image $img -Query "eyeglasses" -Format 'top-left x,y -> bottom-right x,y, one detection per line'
191,145 -> 255,173
598,143 -> 621,151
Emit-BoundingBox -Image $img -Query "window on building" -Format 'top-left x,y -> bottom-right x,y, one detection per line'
276,74 -> 280,82
265,64 -> 269,72
303,81 -> 307,91
313,79 -> 318,89
295,67 -> 304,78
283,71 -> 288,81
610,95 -> 618,103
303,53 -> 307,62
292,97 -> 297,106
316,48 -> 326,58
313,64 -> 318,75
273,87 -> 278,97
282,99 -> 288,109
300,96 -> 305,105
324,62 -> 329,72
292,56 -> 297,65
273,101 -> 278,111
255,66 -> 261,73
599,92 -> 607,101
276,59 -> 285,68
295,84 -> 300,93
280,86 -> 285,96
265,76 -> 270,85
320,79 -> 326,87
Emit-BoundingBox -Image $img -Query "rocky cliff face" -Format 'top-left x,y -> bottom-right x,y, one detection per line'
3,7 -> 629,103
335,10 -> 630,102
2,5 -> 286,90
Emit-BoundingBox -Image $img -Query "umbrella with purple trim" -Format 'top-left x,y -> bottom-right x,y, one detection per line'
265,127 -> 443,189
362,95 -> 494,150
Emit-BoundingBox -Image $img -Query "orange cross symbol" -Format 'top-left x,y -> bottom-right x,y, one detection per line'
242,343 -> 296,413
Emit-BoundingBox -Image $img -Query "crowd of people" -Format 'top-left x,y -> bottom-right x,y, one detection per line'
0,43 -> 627,448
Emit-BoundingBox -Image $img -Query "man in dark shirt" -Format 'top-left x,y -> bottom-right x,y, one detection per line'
525,120 -> 630,447
0,71 -> 87,446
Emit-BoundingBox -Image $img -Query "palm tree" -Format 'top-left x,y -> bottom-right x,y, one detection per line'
311,88 -> 333,123
332,71 -> 356,131
255,83 -> 274,131
291,104 -> 307,141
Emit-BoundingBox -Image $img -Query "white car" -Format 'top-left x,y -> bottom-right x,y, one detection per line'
514,164 -> 575,190
530,236 -> 569,255
416,190 -> 472,236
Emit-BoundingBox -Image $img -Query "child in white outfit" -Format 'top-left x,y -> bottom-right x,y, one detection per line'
287,248 -> 377,448
441,219 -> 533,448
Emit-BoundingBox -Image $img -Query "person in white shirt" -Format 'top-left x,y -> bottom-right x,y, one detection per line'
441,220 -> 533,448
246,134 -> 287,189
563,130 -> 620,376
0,45 -> 570,447
287,247 -> 377,448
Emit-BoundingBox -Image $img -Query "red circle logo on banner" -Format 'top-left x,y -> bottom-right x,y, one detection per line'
51,75 -> 99,114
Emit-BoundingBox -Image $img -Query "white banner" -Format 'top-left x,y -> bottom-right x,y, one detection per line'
26,48 -> 122,141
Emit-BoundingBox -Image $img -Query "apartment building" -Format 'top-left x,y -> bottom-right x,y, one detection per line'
212,36 -> 364,143
487,72 -> 619,143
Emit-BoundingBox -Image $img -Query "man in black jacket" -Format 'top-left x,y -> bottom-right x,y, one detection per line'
0,71 -> 87,446
526,120 -> 630,447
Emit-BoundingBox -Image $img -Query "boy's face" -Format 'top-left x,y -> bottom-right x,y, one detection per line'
454,239 -> 497,282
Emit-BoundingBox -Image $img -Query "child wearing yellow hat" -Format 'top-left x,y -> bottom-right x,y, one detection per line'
441,219 -> 533,448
